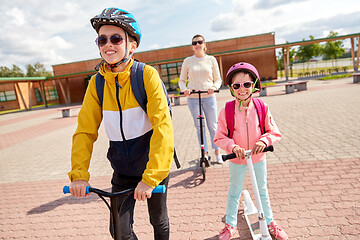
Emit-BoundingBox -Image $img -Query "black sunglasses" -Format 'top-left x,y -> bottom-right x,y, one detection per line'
231,82 -> 253,89
96,34 -> 124,47
192,40 -> 204,45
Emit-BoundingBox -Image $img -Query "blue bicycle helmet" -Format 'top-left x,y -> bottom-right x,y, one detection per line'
91,8 -> 141,46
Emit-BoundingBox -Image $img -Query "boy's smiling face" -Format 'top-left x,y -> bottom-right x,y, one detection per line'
231,72 -> 254,101
97,25 -> 136,66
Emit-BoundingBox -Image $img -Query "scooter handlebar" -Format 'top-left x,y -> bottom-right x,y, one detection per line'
63,185 -> 166,194
222,145 -> 274,162
179,89 -> 219,95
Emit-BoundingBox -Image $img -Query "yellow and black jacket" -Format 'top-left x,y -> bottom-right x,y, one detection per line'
68,59 -> 174,188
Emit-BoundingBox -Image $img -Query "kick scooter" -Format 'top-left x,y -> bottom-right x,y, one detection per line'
63,185 -> 165,240
222,145 -> 274,240
180,89 -> 219,181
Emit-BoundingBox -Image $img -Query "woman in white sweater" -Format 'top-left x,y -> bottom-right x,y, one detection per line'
179,34 -> 223,163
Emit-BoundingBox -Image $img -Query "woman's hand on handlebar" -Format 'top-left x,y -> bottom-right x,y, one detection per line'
134,181 -> 153,201
69,180 -> 90,198
251,141 -> 266,155
183,89 -> 191,96
207,88 -> 215,94
232,145 -> 245,159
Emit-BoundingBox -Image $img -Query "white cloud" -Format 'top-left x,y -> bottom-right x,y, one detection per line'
6,7 -> 25,26
210,13 -> 236,32
254,0 -> 307,9
210,0 -> 360,45
0,0 -> 359,72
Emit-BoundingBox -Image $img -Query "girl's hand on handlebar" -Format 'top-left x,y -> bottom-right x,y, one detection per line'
232,145 -> 245,159
184,89 -> 191,96
251,141 -> 266,155
69,180 -> 90,198
134,181 -> 153,201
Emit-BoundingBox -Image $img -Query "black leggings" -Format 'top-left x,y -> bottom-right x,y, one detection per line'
110,173 -> 170,240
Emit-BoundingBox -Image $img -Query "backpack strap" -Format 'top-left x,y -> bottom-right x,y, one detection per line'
160,79 -> 172,116
252,98 -> 266,134
131,60 -> 172,116
131,60 -> 180,168
225,100 -> 236,138
95,72 -> 105,108
225,99 -> 266,138
131,61 -> 147,113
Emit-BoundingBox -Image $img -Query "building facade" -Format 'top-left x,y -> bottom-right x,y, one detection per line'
1,32 -> 277,110
51,32 -> 277,105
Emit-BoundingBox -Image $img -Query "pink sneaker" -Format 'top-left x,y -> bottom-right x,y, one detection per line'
268,221 -> 288,240
219,223 -> 236,240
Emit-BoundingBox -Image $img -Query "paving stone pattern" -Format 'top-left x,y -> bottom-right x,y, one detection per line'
0,77 -> 359,239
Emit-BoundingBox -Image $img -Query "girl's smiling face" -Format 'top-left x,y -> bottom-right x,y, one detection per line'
231,72 -> 254,101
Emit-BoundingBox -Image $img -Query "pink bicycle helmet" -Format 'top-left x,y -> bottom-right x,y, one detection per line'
225,62 -> 261,92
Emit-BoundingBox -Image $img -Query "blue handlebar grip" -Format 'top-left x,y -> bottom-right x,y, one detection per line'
63,186 -> 70,194
152,185 -> 166,193
63,186 -> 91,194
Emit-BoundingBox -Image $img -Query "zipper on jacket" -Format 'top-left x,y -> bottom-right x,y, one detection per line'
115,76 -> 134,175
245,108 -> 250,150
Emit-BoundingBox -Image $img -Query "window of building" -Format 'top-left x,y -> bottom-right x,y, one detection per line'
0,90 -> 17,102
46,86 -> 58,100
34,88 -> 42,102
160,62 -> 182,92
34,85 -> 59,103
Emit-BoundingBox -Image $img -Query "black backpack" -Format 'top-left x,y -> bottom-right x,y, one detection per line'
95,61 -> 180,168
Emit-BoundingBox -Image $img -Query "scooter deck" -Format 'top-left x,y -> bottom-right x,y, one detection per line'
243,190 -> 272,240
244,213 -> 263,240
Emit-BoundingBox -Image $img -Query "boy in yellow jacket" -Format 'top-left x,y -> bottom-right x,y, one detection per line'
67,8 -> 174,240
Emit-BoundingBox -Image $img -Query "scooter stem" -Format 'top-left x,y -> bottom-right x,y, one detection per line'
245,150 -> 272,239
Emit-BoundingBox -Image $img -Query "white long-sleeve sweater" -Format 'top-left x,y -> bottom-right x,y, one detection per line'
178,55 -> 222,98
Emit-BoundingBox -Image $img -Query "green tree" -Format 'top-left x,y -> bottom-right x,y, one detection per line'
322,31 -> 345,68
11,65 -> 25,77
0,66 -> 11,77
0,65 -> 25,77
296,35 -> 322,70
26,62 -> 53,77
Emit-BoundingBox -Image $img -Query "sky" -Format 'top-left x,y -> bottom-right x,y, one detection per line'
0,0 -> 359,72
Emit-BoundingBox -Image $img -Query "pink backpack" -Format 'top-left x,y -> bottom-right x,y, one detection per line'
225,98 -> 266,138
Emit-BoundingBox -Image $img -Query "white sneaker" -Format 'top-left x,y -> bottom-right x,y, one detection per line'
216,154 -> 224,164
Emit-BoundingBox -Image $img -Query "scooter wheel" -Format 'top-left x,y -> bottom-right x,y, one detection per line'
200,159 -> 206,181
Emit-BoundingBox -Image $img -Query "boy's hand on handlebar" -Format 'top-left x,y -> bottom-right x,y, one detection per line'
69,180 -> 90,198
207,88 -> 215,94
232,145 -> 245,159
251,141 -> 266,155
134,181 -> 153,201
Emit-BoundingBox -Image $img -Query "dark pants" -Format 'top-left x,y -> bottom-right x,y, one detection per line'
110,173 -> 170,240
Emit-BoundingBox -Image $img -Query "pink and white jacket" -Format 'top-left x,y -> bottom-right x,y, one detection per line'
214,99 -> 282,165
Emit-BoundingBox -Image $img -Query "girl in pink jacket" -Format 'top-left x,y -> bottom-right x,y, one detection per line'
214,62 -> 288,240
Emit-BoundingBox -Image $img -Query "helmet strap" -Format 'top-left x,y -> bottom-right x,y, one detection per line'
228,85 -> 236,97
227,85 -> 247,112
227,85 -> 255,112
252,77 -> 259,93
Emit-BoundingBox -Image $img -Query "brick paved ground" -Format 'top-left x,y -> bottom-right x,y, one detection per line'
0,77 -> 359,239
